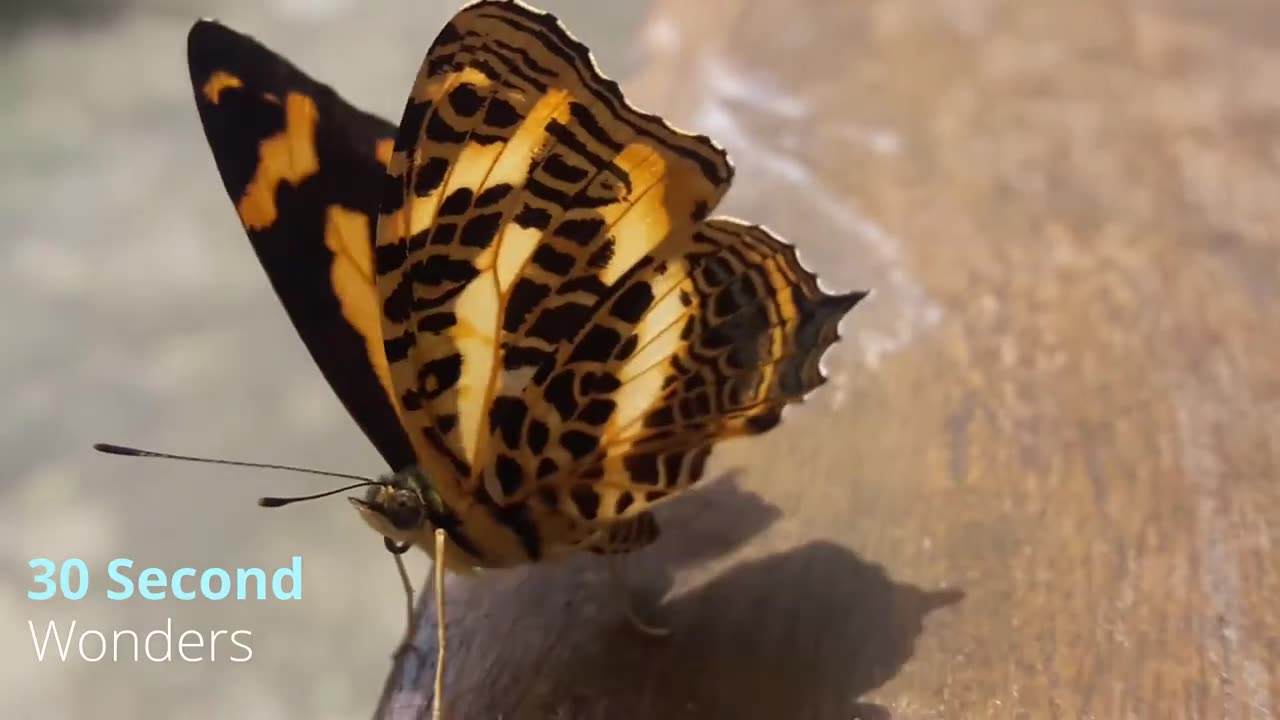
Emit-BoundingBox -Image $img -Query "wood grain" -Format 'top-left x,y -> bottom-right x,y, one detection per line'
377,0 -> 1280,717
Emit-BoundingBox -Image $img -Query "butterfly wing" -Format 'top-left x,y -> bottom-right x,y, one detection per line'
375,1 -> 863,562
501,218 -> 866,527
374,1 -> 731,494
188,20 -> 416,471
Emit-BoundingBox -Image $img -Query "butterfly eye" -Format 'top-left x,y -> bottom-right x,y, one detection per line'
382,491 -> 425,531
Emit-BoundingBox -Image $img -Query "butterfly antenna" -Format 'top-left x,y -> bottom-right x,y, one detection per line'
92,442 -> 382,508
93,442 -> 373,482
257,482 -> 383,508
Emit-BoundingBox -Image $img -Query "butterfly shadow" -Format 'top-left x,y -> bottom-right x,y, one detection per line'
377,473 -> 963,720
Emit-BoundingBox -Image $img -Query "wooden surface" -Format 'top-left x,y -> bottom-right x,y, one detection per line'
378,0 -> 1280,717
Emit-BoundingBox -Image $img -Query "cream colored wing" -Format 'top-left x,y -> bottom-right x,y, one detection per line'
374,0 -> 733,508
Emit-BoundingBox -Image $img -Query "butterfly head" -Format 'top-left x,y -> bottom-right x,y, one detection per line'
348,467 -> 443,545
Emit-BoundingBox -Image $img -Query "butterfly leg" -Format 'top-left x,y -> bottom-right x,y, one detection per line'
385,537 -> 423,663
607,555 -> 670,637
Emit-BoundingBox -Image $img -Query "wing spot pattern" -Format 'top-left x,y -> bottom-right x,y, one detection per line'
201,70 -> 243,104
237,92 -> 320,230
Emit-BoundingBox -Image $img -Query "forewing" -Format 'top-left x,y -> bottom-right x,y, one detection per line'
488,218 -> 867,524
374,1 -> 734,492
188,20 -> 416,471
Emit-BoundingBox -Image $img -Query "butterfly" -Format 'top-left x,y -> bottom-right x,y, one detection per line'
182,0 -> 866,690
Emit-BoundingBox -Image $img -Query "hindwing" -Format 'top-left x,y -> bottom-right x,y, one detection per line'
491,218 -> 866,526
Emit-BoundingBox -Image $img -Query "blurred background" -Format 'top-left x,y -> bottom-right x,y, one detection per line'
3,0 -> 1277,718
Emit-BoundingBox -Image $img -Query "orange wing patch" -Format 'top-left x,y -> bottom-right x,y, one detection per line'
323,205 -> 401,421
237,93 -> 320,230
201,70 -> 243,104
375,137 -> 394,166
